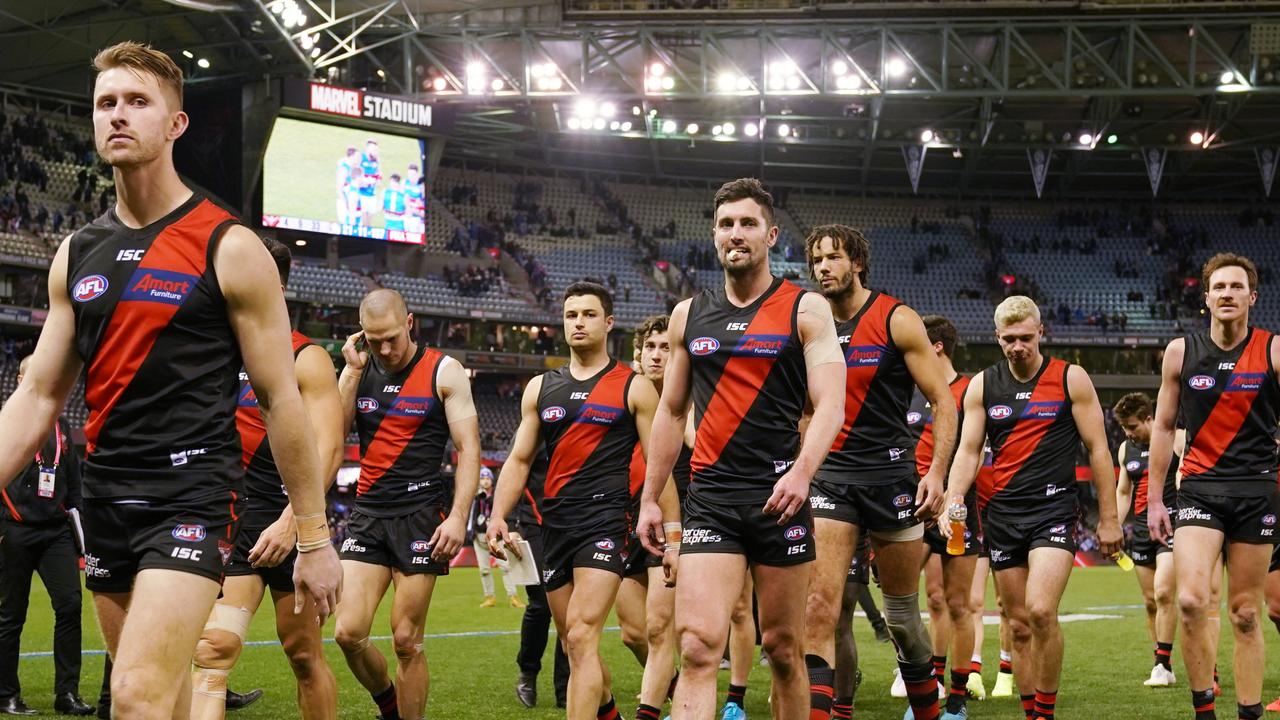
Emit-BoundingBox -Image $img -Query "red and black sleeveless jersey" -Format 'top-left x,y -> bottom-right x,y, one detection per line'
354,345 -> 450,517
672,444 -> 692,507
236,331 -> 313,522
910,375 -> 971,480
1123,440 -> 1177,516
67,194 -> 242,503
979,357 -> 1078,516
514,450 -> 548,528
537,360 -> 637,531
686,277 -> 807,505
1179,328 -> 1280,496
816,291 -> 916,485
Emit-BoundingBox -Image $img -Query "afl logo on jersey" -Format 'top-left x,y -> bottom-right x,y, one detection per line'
356,397 -> 379,413
73,275 -> 109,302
906,411 -> 923,425
410,540 -> 431,553
595,539 -> 615,551
689,337 -> 720,355
171,524 -> 206,542
1188,375 -> 1216,390
892,493 -> 913,508
784,525 -> 807,541
1126,460 -> 1142,472
541,406 -> 567,422
988,405 -> 1013,420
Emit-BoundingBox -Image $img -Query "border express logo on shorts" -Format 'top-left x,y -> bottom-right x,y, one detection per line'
410,540 -> 431,553
73,275 -> 109,302
1187,375 -> 1216,391
356,397 -> 379,413
595,538 -> 615,551
172,524 -> 206,542
988,404 -> 1013,420
689,337 -> 720,355
541,406 -> 566,422
784,525 -> 807,541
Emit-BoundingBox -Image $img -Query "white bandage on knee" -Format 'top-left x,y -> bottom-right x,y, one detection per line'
203,604 -> 252,641
192,668 -> 228,698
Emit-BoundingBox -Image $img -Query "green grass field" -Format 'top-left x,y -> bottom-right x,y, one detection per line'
8,566 -> 1280,718
262,116 -> 422,227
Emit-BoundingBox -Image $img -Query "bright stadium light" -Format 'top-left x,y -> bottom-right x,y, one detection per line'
686,123 -> 700,134
609,121 -> 620,131
717,73 -> 738,93
1079,132 -> 1094,145
661,76 -> 674,91
661,119 -> 676,133
1220,71 -> 1235,84
1107,133 -> 1118,144
920,129 -> 934,143
650,62 -> 666,77
832,60 -> 848,76
600,102 -> 617,118
1189,130 -> 1205,145
620,121 -> 632,132
182,50 -> 194,59
776,122 -> 791,137
592,117 -> 606,130
722,122 -> 736,136
567,117 -> 582,130
576,98 -> 597,118
887,57 -> 907,77
432,77 -> 447,91
744,122 -> 759,137
712,125 -> 723,136
490,78 -> 504,91
197,58 -> 210,69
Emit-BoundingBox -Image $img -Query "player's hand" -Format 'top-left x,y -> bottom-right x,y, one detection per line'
661,546 -> 679,588
248,515 -> 296,568
915,470 -> 946,521
292,544 -> 342,625
763,470 -> 810,524
1147,500 -> 1174,546
486,518 -> 514,561
936,496 -> 967,540
636,498 -> 665,557
1096,517 -> 1124,557
429,514 -> 466,562
341,331 -> 368,371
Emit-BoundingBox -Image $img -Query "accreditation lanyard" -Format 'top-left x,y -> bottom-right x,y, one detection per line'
33,424 -> 62,499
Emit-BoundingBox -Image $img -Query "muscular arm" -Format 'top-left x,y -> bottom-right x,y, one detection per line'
1068,364 -> 1122,552
1146,340 -> 1184,542
492,376 -> 543,523
0,241 -> 83,491
1115,441 -> 1132,522
788,292 -> 845,480
946,373 -> 987,501
219,226 -> 326,518
895,307 -> 958,481
433,356 -> 480,560
641,301 -> 692,504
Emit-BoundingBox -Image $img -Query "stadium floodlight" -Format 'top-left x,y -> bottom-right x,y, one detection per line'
600,102 -> 617,118
1220,71 -> 1235,84
197,58 -> 210,69
576,98 -> 597,119
182,50 -> 194,59
887,58 -> 907,77
712,125 -> 723,136
620,121 -> 632,132
609,121 -> 620,131
1079,132 -> 1094,145
567,117 -> 582,130
920,129 -> 934,143
632,106 -> 642,116
744,122 -> 759,137
300,35 -> 314,50
310,47 -> 321,59
650,63 -> 666,77
717,73 -> 738,93
737,76 -> 751,91
686,123 -> 700,134
592,117 -> 606,130
661,120 -> 677,134
785,76 -> 801,90
832,60 -> 848,76
661,76 -> 675,91
722,122 -> 736,136
836,75 -> 862,91
432,77 -> 447,92
1189,130 -> 1205,145
490,79 -> 504,91
777,123 -> 791,137
1107,134 -> 1118,144
294,239 -> 306,247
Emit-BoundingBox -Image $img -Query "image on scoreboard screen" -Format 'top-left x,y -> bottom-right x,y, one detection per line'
261,115 -> 427,245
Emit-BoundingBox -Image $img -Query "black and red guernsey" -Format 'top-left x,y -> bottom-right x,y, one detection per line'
236,330 -> 313,522
537,359 -> 637,531
354,344 -> 450,517
1179,328 -> 1280,496
909,375 -> 971,480
686,277 -> 807,504
815,291 -> 915,485
979,356 -> 1078,515
1122,440 -> 1177,515
67,193 -> 243,503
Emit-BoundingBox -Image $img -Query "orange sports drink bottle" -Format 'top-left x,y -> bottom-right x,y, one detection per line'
946,502 -> 967,556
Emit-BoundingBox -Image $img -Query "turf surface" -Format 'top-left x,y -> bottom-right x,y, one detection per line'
8,566 -> 1280,718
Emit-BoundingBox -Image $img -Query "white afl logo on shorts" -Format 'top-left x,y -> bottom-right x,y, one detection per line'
1263,514 -> 1277,527
541,406 -> 566,422
689,337 -> 720,356
906,411 -> 923,425
1188,375 -> 1216,391
73,275 -> 109,302
784,525 -> 807,541
1126,461 -> 1141,472
410,540 -> 431,553
988,405 -> 1013,420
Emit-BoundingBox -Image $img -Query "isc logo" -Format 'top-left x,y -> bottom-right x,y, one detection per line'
383,385 -> 402,393
1219,362 -> 1236,370
570,392 -> 589,400
726,322 -> 749,331
689,337 -> 720,355
170,547 -> 203,561
1187,375 -> 1216,391
1015,391 -> 1032,400
988,405 -> 1013,420
115,249 -> 145,262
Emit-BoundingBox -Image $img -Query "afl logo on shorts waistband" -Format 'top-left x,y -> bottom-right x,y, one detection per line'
595,538 -> 615,551
356,397 -> 379,413
1263,514 -> 1277,527
988,405 -> 1013,420
784,525 -> 807,541
1050,524 -> 1067,534
892,493 -> 913,508
689,337 -> 720,356
1188,375 -> 1216,390
541,406 -> 566,422
172,524 -> 206,542
410,540 -> 431,553
73,275 -> 109,302
906,411 -> 923,425
1126,461 -> 1142,472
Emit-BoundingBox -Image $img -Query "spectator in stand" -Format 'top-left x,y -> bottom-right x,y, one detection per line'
469,468 -> 523,609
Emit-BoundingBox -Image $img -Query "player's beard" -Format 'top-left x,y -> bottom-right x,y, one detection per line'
720,245 -> 761,278
819,270 -> 856,300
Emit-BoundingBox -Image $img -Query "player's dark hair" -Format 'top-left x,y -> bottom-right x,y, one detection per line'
391,173 -> 402,181
1112,392 -> 1154,422
713,178 -> 775,226
1201,252 -> 1259,292
921,314 -> 958,358
563,281 -> 614,317
633,314 -> 670,352
805,223 -> 871,286
262,236 -> 292,286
